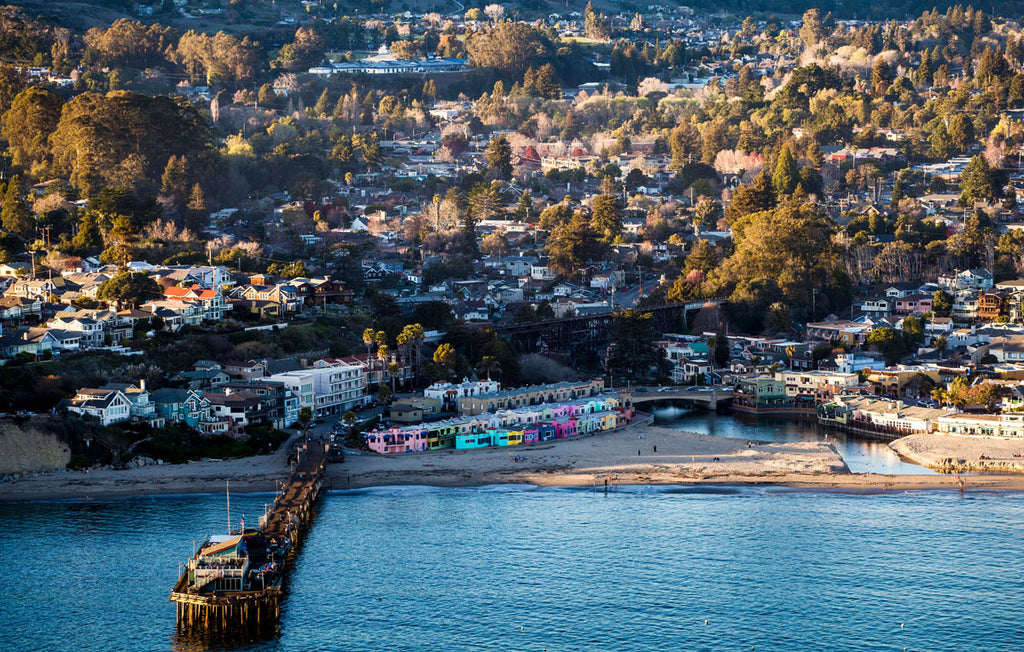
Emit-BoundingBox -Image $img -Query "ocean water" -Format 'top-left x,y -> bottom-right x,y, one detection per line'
652,407 -> 936,475
2,486 -> 1023,651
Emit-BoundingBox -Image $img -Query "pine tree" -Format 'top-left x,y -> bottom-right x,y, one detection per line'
772,144 -> 799,197
535,63 -> 561,99
890,177 -> 904,207
591,193 -> 623,242
72,211 -> 103,254
870,57 -> 892,94
959,155 -> 1000,207
160,155 -> 189,209
0,175 -> 32,237
917,49 -> 934,86
485,135 -> 513,178
186,183 -> 207,230
313,88 -> 331,117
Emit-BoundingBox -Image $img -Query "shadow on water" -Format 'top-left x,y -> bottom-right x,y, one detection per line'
652,406 -> 937,475
172,625 -> 280,652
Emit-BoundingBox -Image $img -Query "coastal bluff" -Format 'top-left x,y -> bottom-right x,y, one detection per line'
0,422 -> 71,476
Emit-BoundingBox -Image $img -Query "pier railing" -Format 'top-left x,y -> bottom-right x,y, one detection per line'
170,440 -> 330,637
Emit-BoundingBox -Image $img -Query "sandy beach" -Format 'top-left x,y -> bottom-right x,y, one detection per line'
891,433 -> 1024,474
0,442 -> 293,502
5,424 -> 1024,502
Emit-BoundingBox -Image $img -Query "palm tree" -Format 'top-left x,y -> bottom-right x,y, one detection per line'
388,361 -> 400,394
478,355 -> 501,381
362,327 -> 376,375
398,323 -> 425,387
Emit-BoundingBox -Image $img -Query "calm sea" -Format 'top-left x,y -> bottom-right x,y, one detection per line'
2,486 -> 1023,651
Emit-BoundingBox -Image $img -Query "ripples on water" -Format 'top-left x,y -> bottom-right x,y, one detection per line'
2,487 -> 1023,651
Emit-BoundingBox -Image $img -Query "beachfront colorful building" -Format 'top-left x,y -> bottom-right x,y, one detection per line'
365,393 -> 630,454
456,378 -> 605,415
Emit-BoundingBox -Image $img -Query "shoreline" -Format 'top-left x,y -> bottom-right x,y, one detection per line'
5,423 -> 1024,502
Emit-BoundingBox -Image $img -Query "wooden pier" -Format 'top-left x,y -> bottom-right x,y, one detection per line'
170,440 -> 329,637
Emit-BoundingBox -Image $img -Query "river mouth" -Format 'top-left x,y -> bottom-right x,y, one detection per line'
651,406 -> 937,475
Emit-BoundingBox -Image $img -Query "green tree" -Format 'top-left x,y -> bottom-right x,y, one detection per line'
772,144 -> 799,197
534,63 -> 561,99
607,310 -> 660,379
72,211 -> 104,254
590,194 -> 623,242
583,0 -> 611,40
799,9 -> 825,50
160,154 -> 189,209
890,177 -> 904,208
933,289 -> 953,317
465,22 -> 551,78
297,406 -> 313,437
0,176 -> 33,237
959,155 -> 1001,207
713,325 -> 730,367
313,88 -> 331,117
538,201 -> 572,231
96,270 -> 162,308
546,210 -> 606,277
725,170 -> 775,223
2,86 -> 63,175
870,57 -> 892,95
485,134 -> 513,178
928,123 -> 953,160
902,315 -> 925,349
947,114 -> 974,153
866,326 -> 905,365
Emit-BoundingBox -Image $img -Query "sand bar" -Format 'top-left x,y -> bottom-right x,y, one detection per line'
4,425 -> 1024,502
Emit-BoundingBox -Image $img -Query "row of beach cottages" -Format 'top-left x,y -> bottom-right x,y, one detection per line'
365,395 -> 630,454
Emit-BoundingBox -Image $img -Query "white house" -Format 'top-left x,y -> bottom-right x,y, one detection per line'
66,388 -> 133,426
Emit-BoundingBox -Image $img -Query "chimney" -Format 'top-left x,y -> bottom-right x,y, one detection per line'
140,379 -> 146,392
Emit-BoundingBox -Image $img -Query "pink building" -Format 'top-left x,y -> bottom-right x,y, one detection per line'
366,427 -> 428,454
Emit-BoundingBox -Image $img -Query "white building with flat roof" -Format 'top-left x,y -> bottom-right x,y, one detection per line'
270,359 -> 367,418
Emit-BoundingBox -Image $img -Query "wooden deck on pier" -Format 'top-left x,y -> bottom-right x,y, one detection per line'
170,441 -> 330,633
262,442 -> 328,538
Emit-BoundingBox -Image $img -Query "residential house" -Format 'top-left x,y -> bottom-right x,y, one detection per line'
66,388 -> 133,426
0,296 -> 42,322
978,290 -> 1008,321
163,285 -> 230,321
939,268 -> 994,292
806,320 -> 874,346
894,294 -> 933,315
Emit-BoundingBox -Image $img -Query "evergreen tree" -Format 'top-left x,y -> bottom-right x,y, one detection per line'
590,194 -> 623,242
485,134 -> 513,178
890,177 -> 904,207
186,183 -> 207,231
928,123 -> 953,159
0,176 -> 32,238
870,57 -> 892,94
534,63 -> 561,99
583,1 -> 611,40
72,211 -> 104,254
726,170 -> 775,223
772,144 -> 799,197
160,154 -> 189,209
959,155 -> 1001,207
313,88 -> 331,117
947,113 -> 974,153
917,49 -> 934,86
